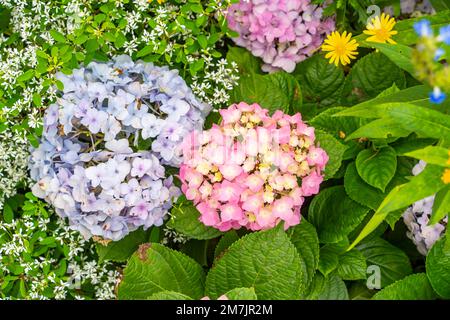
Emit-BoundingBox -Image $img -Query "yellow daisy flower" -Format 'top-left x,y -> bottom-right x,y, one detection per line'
148,0 -> 165,4
364,13 -> 398,44
322,31 -> 359,67
442,168 -> 450,184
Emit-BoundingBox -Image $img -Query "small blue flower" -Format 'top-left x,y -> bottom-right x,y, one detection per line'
434,48 -> 445,61
439,25 -> 450,45
430,87 -> 446,104
414,20 -> 433,37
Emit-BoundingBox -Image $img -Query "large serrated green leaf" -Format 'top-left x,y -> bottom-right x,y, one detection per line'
317,273 -> 349,300
318,244 -> 340,277
147,291 -> 193,300
336,249 -> 367,281
228,72 -> 301,115
309,186 -> 370,243
363,42 -> 415,78
226,46 -> 262,75
372,273 -> 437,300
357,238 -> 412,288
342,52 -> 406,105
345,162 -> 385,210
205,226 -> 303,300
118,243 -> 205,299
294,54 -> 346,118
169,199 -> 222,240
288,220 -> 320,288
315,129 -> 348,180
213,230 -> 240,259
349,164 -> 447,249
356,146 -> 397,192
96,227 -> 150,263
224,287 -> 258,300
426,236 -> 450,299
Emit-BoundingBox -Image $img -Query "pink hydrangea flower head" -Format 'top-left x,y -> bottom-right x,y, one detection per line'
227,0 -> 336,73
180,102 -> 328,232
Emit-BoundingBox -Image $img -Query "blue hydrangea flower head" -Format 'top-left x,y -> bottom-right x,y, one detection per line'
29,55 -> 209,241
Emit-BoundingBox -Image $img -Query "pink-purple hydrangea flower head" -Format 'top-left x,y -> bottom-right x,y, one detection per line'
179,102 -> 328,232
29,55 -> 210,241
227,0 -> 335,73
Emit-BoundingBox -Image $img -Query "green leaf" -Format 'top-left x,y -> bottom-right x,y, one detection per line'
317,273 -> 349,300
197,34 -> 208,49
315,129 -> 348,180
147,291 -> 193,300
426,236 -> 450,299
336,249 -> 367,281
349,164 -> 447,249
118,243 -> 205,299
430,186 -> 450,225
318,245 -> 339,276
214,230 -> 239,259
288,220 -> 320,288
49,30 -> 66,43
136,45 -> 153,58
205,226 -> 304,300
346,118 -> 412,140
310,107 -> 369,141
364,43 -> 416,78
345,162 -> 386,210
342,52 -> 406,105
384,104 -> 450,140
96,228 -> 151,263
391,136 -> 437,155
226,46 -> 261,75
2,203 -> 13,223
228,73 -> 290,114
404,146 -> 450,167
356,146 -> 397,192
17,70 -> 35,83
309,186 -> 370,243
429,0 -> 450,11
267,72 -> 302,115
357,238 -> 412,288
372,273 -> 437,300
224,287 -> 258,300
334,86 -> 450,118
168,199 -> 222,240
228,72 -> 301,115
294,54 -> 346,119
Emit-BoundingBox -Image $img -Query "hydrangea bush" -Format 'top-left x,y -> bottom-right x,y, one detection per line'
1,0 -> 450,302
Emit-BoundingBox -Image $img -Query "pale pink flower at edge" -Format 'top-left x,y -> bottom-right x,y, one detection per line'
226,0 -> 336,73
178,102 -> 328,233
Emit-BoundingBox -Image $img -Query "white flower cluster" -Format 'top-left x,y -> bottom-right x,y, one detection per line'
191,57 -> 240,106
402,161 -> 447,255
0,130 -> 30,209
0,213 -> 119,300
